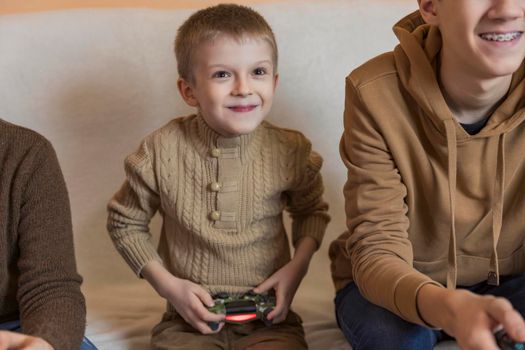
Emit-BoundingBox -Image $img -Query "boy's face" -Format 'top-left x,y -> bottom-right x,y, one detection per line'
178,35 -> 278,137
420,0 -> 525,79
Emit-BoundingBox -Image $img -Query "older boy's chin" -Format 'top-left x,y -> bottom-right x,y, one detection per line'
481,56 -> 525,77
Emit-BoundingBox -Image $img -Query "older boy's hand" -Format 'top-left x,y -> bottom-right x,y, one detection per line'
0,331 -> 54,350
253,236 -> 318,324
141,261 -> 224,334
418,284 -> 525,350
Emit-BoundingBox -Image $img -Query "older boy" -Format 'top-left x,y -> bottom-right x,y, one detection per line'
107,4 -> 329,349
330,0 -> 525,349
0,120 -> 92,350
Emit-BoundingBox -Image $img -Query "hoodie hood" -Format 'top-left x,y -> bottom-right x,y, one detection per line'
392,11 -> 525,289
393,10 -> 525,140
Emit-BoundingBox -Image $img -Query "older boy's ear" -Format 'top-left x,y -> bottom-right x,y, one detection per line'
419,0 -> 439,25
177,78 -> 199,107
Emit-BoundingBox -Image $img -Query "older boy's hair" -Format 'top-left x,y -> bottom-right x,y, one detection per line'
175,4 -> 278,82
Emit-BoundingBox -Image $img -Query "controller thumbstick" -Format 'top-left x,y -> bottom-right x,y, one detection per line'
208,321 -> 219,331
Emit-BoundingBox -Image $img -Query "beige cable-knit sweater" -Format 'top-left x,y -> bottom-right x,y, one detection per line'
107,114 -> 329,297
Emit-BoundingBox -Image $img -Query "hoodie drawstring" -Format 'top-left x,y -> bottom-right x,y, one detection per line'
444,120 -> 505,289
488,134 -> 506,286
444,120 -> 458,289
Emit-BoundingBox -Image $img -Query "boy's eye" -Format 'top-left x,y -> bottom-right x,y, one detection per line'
253,67 -> 267,76
212,71 -> 231,79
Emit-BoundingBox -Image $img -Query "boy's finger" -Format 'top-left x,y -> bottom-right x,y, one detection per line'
267,307 -> 281,321
487,297 -> 525,341
253,278 -> 274,294
465,329 -> 499,350
193,302 -> 217,321
272,311 -> 287,324
201,309 -> 225,323
499,311 -> 525,342
194,288 -> 214,307
267,295 -> 285,320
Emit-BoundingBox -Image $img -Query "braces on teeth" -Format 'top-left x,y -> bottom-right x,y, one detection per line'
481,32 -> 521,42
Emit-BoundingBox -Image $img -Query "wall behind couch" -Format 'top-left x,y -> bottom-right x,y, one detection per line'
0,0 -> 297,14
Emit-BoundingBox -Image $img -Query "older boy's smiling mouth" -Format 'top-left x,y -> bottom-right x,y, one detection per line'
479,31 -> 523,42
227,105 -> 258,112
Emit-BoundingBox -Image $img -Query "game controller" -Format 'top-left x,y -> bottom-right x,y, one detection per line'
207,291 -> 276,331
495,329 -> 525,350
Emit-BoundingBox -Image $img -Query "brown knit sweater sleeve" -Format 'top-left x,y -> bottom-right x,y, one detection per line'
107,135 -> 163,276
14,135 -> 85,349
285,134 -> 330,249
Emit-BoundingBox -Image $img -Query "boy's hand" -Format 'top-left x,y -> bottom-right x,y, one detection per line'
417,284 -> 525,350
141,261 -> 224,334
253,236 -> 318,324
161,277 -> 225,334
0,331 -> 54,350
253,259 -> 307,323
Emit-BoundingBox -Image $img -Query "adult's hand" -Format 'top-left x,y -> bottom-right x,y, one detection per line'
0,331 -> 53,350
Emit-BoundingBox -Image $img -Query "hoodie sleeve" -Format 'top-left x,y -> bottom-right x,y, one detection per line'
340,75 -> 442,326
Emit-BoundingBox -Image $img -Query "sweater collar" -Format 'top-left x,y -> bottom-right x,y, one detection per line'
192,113 -> 263,162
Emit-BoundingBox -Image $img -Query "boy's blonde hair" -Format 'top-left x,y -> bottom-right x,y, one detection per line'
175,4 -> 278,82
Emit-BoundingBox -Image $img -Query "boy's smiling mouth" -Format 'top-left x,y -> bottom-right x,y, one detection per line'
227,105 -> 258,112
479,31 -> 523,42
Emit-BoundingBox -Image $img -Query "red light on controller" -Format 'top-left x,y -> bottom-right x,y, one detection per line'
225,313 -> 257,322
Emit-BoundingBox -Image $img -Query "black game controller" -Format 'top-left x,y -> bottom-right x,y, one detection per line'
495,329 -> 525,350
207,291 -> 276,331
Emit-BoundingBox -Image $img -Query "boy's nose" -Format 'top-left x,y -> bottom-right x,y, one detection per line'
232,77 -> 252,97
487,0 -> 524,21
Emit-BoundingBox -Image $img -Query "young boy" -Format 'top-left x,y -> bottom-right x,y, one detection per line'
107,4 -> 329,349
330,0 -> 525,349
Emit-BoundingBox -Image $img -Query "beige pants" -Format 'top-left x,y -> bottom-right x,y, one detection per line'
151,310 -> 307,350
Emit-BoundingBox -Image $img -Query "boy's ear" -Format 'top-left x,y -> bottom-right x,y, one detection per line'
177,78 -> 199,107
273,73 -> 279,92
419,0 -> 439,26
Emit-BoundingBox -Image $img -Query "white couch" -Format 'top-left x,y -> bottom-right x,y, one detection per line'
0,0 -> 458,348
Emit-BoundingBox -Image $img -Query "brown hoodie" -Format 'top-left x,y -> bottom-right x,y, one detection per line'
330,11 -> 525,326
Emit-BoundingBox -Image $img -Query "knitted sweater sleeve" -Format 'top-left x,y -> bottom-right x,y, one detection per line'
17,139 -> 85,350
285,137 -> 330,250
107,136 -> 163,276
339,76 -> 441,325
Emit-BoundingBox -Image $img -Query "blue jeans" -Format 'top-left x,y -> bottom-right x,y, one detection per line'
335,274 -> 525,350
0,319 -> 97,350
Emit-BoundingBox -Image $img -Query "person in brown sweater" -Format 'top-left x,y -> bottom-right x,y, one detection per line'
107,4 -> 329,350
0,120 -> 93,350
329,1 -> 525,349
